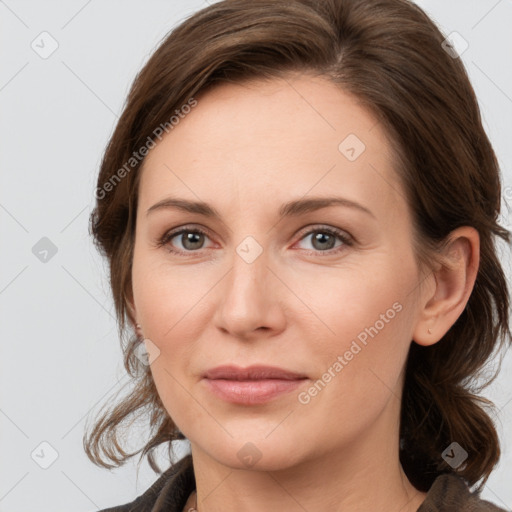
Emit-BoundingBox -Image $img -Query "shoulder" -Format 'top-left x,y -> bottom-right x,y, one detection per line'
97,454 -> 195,512
418,473 -> 509,512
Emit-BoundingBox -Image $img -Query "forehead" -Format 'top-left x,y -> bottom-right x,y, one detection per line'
138,73 -> 405,220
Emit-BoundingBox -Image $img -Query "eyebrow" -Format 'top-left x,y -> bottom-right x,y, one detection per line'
146,196 -> 375,219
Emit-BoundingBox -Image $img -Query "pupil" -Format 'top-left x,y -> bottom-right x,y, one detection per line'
183,232 -> 203,250
313,232 -> 334,250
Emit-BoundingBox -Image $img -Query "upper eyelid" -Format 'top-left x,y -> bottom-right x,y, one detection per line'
163,223 -> 349,237
295,224 -> 351,239
161,225 -> 213,245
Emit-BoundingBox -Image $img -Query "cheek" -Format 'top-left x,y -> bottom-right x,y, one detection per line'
312,260 -> 414,343
131,250 -> 222,402
131,255 -> 212,428
291,264 -> 417,449
132,244 -> 214,340
303,255 -> 418,398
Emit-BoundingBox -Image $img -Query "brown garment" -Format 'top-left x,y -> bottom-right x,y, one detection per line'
98,454 -> 508,512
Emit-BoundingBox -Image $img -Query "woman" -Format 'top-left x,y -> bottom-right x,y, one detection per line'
85,0 -> 511,510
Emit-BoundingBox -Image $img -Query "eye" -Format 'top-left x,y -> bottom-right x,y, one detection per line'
157,226 -> 213,255
295,226 -> 352,255
156,224 -> 353,256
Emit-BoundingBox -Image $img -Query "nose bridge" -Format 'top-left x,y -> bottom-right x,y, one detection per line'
226,236 -> 269,311
214,234 -> 284,337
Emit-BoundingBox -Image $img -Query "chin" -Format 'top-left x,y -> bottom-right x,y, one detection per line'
193,434 -> 307,472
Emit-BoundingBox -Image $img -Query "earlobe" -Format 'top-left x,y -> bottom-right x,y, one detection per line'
413,226 -> 480,347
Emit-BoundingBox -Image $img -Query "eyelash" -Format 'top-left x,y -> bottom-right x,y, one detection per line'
156,224 -> 353,257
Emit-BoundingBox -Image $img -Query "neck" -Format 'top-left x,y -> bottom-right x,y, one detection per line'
185,469 -> 425,512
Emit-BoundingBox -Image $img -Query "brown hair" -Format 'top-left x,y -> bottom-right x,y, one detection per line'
84,0 -> 511,493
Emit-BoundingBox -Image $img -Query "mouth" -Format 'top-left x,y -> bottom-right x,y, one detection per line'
202,364 -> 307,381
201,364 -> 309,405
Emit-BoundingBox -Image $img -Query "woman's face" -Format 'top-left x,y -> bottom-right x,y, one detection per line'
131,74 -> 428,470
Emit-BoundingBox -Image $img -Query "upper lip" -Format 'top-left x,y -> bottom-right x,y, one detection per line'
203,365 -> 308,381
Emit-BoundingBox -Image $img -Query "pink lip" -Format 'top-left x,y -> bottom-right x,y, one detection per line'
202,365 -> 309,405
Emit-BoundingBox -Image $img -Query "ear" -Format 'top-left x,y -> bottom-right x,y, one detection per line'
413,226 -> 480,346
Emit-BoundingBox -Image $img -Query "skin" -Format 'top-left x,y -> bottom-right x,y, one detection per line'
129,73 -> 479,512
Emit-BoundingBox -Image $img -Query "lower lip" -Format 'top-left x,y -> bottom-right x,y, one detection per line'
203,378 -> 308,405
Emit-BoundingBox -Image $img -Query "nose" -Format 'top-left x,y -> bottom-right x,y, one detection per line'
213,243 -> 287,340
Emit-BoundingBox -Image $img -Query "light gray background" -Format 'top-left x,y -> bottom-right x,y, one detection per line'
1,1 -> 511,510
